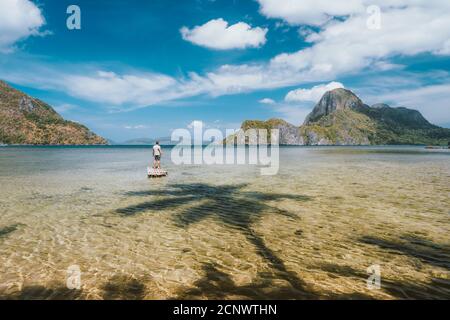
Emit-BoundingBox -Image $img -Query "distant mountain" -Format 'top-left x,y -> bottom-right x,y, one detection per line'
105,138 -> 118,145
237,119 -> 305,145
0,81 -> 107,145
122,138 -> 156,145
229,88 -> 450,146
122,136 -> 174,145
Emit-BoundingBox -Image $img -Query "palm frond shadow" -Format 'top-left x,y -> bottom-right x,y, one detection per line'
174,263 -> 316,300
357,234 -> 450,299
0,284 -> 82,300
360,235 -> 450,270
101,275 -> 147,300
0,275 -> 148,300
173,262 -> 376,300
117,183 -> 314,297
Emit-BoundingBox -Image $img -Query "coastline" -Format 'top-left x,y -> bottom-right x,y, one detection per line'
1,143 -> 449,149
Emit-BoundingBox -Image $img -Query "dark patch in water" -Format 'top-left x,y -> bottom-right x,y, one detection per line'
0,285 -> 82,300
173,262 -> 375,300
101,275 -> 147,300
0,224 -> 22,238
360,234 -> 450,270
382,277 -> 450,300
317,262 -> 450,299
174,263 -> 315,299
0,276 -> 149,300
118,183 -> 313,299
318,263 -> 367,279
116,195 -> 200,216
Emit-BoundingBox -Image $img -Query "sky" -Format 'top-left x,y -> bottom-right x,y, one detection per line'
0,0 -> 449,142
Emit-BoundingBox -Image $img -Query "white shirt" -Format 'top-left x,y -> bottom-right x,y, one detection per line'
153,145 -> 161,156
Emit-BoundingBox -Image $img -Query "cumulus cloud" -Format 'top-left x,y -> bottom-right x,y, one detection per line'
62,71 -> 180,106
272,104 -> 313,125
180,18 -> 267,50
2,0 -> 450,125
285,81 -> 344,102
257,0 -> 363,26
270,3 -> 450,78
0,0 -> 47,52
259,98 -> 275,104
184,1 -> 450,98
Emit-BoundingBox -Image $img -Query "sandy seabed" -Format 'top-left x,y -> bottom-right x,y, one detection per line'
0,146 -> 449,299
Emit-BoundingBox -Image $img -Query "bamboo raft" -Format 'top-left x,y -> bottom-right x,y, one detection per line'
147,167 -> 168,178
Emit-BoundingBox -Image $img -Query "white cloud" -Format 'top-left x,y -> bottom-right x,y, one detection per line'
436,39 -> 450,55
184,2 -> 450,97
2,0 -> 450,124
285,81 -> 344,102
180,18 -> 267,50
54,103 -> 77,113
197,63 -> 312,96
257,0 -> 363,26
269,3 -> 450,80
259,98 -> 275,104
371,61 -> 404,72
63,71 -> 179,106
273,104 -> 313,125
0,0 -> 47,52
124,125 -> 148,130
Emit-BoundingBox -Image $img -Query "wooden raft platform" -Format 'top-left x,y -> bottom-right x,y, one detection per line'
147,167 -> 168,178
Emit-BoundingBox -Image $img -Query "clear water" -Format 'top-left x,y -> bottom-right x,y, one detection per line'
0,146 -> 449,300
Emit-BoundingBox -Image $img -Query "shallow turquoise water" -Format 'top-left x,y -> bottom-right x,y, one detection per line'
0,146 -> 449,299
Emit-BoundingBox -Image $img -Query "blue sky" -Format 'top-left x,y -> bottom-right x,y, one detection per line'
1,0 -> 449,141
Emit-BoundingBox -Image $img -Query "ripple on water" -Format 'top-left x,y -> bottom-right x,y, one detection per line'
0,146 -> 449,299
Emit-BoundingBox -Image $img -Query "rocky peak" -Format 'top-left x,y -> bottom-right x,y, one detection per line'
231,87 -> 450,146
371,103 -> 391,109
304,88 -> 366,124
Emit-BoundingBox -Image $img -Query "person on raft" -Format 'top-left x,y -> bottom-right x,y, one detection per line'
153,141 -> 162,169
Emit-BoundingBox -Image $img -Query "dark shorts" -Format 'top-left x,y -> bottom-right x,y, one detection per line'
155,155 -> 161,161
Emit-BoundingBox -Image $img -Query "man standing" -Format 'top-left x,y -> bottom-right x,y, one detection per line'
153,141 -> 162,169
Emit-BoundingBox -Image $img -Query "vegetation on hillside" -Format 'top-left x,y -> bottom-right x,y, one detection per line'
0,80 -> 107,145
234,89 -> 450,146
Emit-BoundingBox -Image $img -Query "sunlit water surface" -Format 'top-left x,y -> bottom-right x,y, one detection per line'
0,146 -> 449,300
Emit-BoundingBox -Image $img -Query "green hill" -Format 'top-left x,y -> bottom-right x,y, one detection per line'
0,81 -> 107,145
232,88 -> 450,146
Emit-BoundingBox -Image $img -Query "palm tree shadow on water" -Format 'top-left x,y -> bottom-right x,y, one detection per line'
117,183 -> 320,299
118,183 -> 447,299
